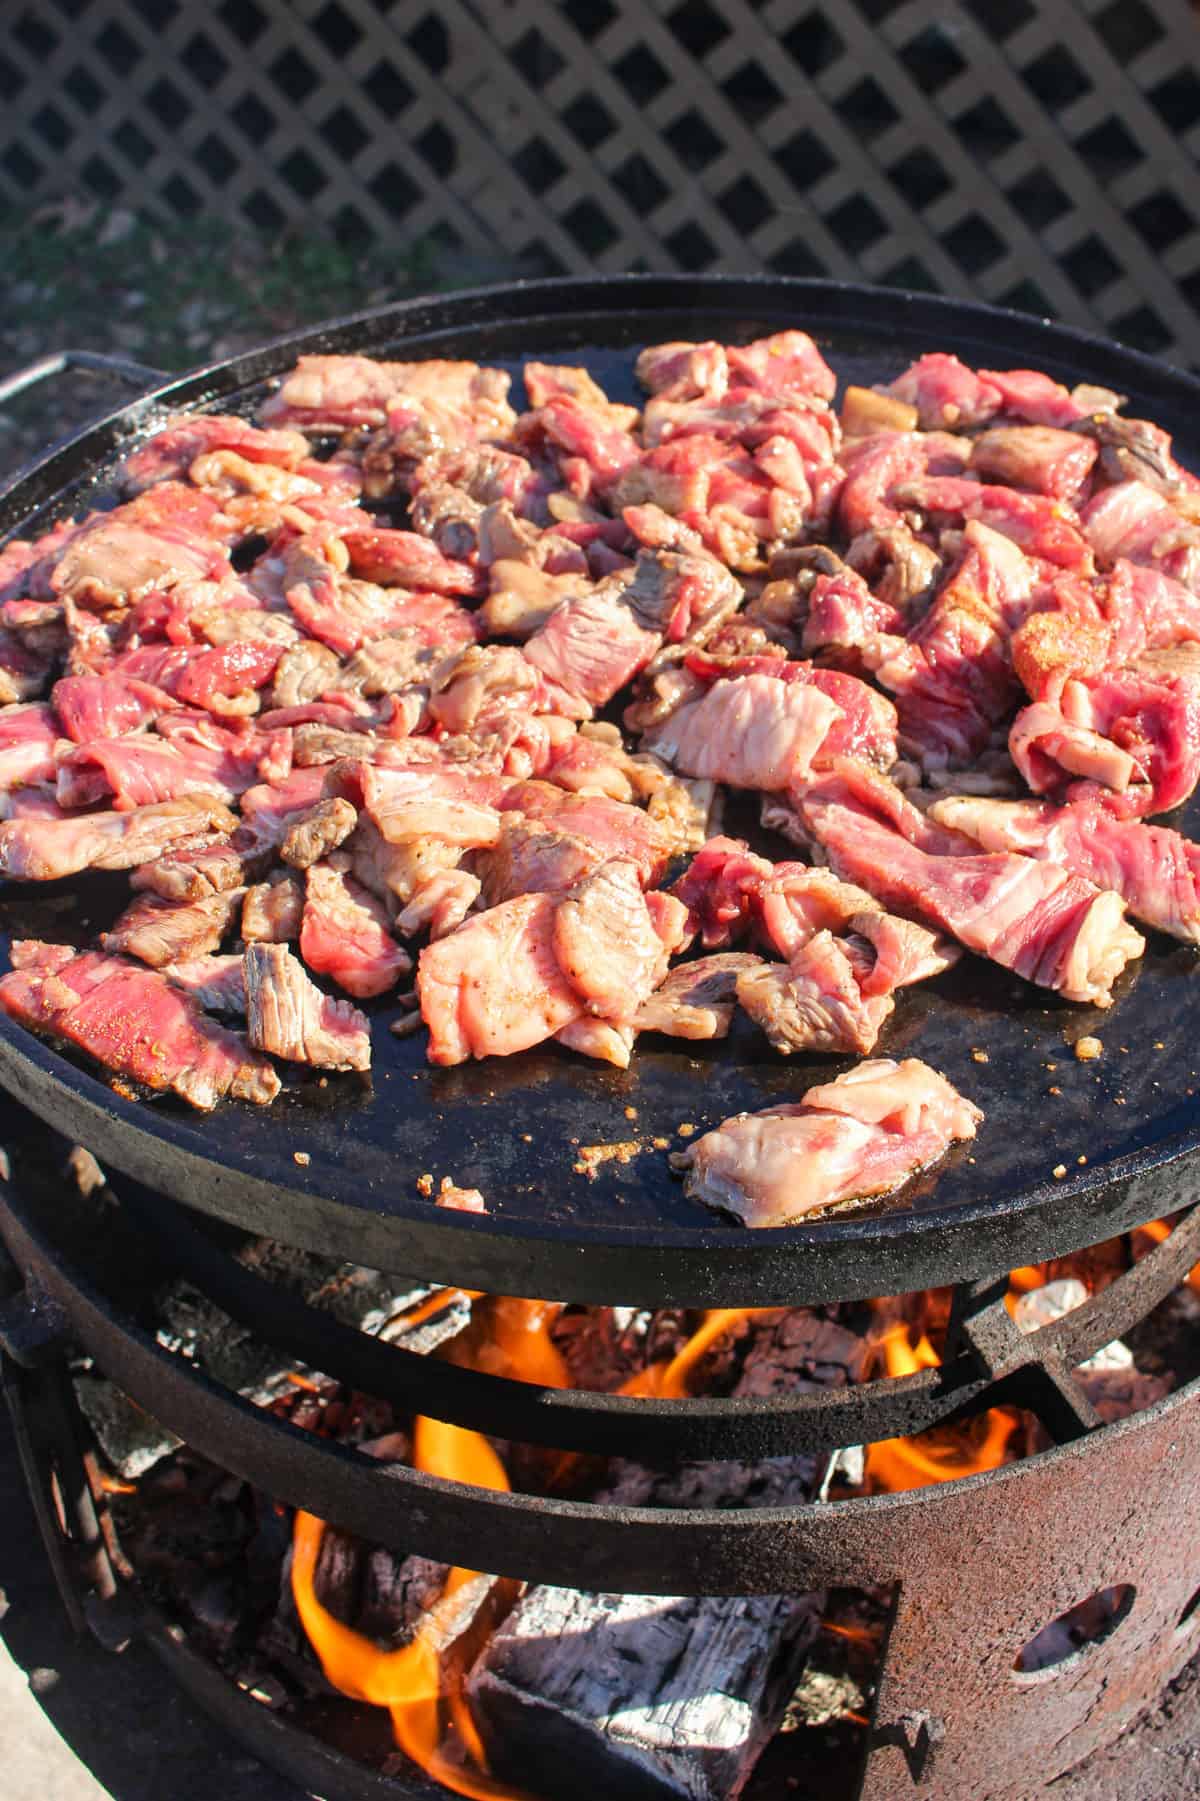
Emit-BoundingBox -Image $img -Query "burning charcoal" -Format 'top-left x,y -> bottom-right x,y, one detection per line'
469,1585 -> 823,1801
468,1308 -> 853,1800
72,1369 -> 182,1480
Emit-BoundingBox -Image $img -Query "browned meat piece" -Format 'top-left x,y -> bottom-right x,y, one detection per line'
280,797 -> 359,869
477,816 -> 603,906
395,869 -> 482,940
736,933 -> 893,1056
333,633 -> 441,697
242,871 -> 305,943
417,893 -> 583,1065
554,1017 -> 637,1067
552,860 -> 669,1022
100,887 -> 244,968
845,525 -> 941,613
243,943 -> 371,1072
479,561 -> 587,640
270,639 -> 341,708
131,827 -> 275,902
633,953 -> 763,1039
0,794 -> 236,881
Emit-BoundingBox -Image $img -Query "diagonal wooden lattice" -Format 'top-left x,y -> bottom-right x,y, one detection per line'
2,0 -> 1199,364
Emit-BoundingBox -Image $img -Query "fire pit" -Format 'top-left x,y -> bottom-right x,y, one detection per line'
1,1099 -> 1198,1801
1,279 -> 1200,1800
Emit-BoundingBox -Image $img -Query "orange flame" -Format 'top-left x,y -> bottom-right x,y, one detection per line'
291,1298 -> 569,1798
1139,1218 -> 1200,1291
864,1322 -> 1019,1493
622,1309 -> 769,1398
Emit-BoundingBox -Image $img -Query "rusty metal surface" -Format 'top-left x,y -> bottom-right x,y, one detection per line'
1,1148 -> 1199,1798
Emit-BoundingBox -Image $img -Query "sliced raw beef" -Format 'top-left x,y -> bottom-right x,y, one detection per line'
798,760 -> 1145,1006
930,793 -> 1200,946
633,952 -> 764,1039
643,674 -> 842,790
0,704 -> 62,789
0,949 -> 278,1109
260,354 -> 514,437
676,1057 -> 981,1226
300,858 -> 410,998
1009,667 -> 1200,815
417,893 -> 583,1064
123,414 -> 311,491
0,794 -> 235,880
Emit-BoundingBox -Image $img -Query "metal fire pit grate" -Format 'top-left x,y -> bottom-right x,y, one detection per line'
2,2 -> 1199,363
2,1124 -> 1199,1801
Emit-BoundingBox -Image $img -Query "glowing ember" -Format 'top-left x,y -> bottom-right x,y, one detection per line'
622,1308 -> 769,1398
864,1321 -> 1019,1493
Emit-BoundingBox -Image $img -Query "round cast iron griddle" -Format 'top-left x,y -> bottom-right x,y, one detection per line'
1,276 -> 1199,1308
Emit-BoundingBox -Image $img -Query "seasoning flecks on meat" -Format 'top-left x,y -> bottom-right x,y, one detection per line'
0,948 -> 279,1110
677,1057 -> 981,1227
552,859 -> 670,1022
634,952 -> 764,1040
100,885 -> 244,968
280,795 -> 359,869
0,793 -> 235,881
300,858 -> 411,998
242,869 -> 306,943
417,892 -> 585,1065
243,942 -> 371,1072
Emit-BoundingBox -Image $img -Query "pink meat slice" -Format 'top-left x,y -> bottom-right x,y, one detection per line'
677,1057 -> 981,1227
300,859 -> 411,998
0,948 -> 278,1109
1010,667 -> 1200,814
417,892 -> 584,1065
56,727 -> 263,811
643,673 -> 842,790
259,354 -> 513,434
162,955 -> 248,1014
523,586 -> 660,708
681,653 -> 898,768
50,485 -> 231,607
123,415 -> 311,490
1081,480 -> 1200,592
361,763 -> 506,849
0,703 -> 62,789
930,792 -> 1200,946
551,858 -> 669,1022
896,477 -> 1092,571
725,331 -> 838,404
798,761 -> 1144,1007
736,931 -> 895,1055
498,782 -> 671,886
243,942 -> 370,1072
52,675 -> 176,742
969,426 -> 1098,503
0,794 -> 235,881
837,430 -> 972,537
633,952 -> 763,1039
340,527 -> 484,598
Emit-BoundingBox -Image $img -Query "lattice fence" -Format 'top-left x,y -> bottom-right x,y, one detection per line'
2,0 -> 1200,361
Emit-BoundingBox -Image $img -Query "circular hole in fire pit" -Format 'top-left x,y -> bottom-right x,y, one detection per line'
1175,1585 -> 1200,1637
1012,1584 -> 1136,1683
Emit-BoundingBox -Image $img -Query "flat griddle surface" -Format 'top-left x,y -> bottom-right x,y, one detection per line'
1,277 -> 1198,1305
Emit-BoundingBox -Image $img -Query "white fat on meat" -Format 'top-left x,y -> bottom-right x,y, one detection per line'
644,674 -> 842,790
678,1057 -> 981,1227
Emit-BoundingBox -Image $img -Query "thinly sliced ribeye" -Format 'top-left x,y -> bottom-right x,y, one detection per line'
417,892 -> 583,1065
0,794 -> 235,881
633,952 -> 763,1039
0,949 -> 278,1109
300,859 -> 411,998
676,1057 -> 981,1227
1009,667 -> 1200,816
644,674 -> 842,791
798,761 -> 1144,1007
162,954 -> 248,1015
736,932 -> 894,1056
100,886 -> 243,969
552,859 -> 669,1022
122,414 -> 311,491
929,793 -> 1200,946
259,354 -> 514,436
244,943 -> 371,1072
0,703 -> 63,790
